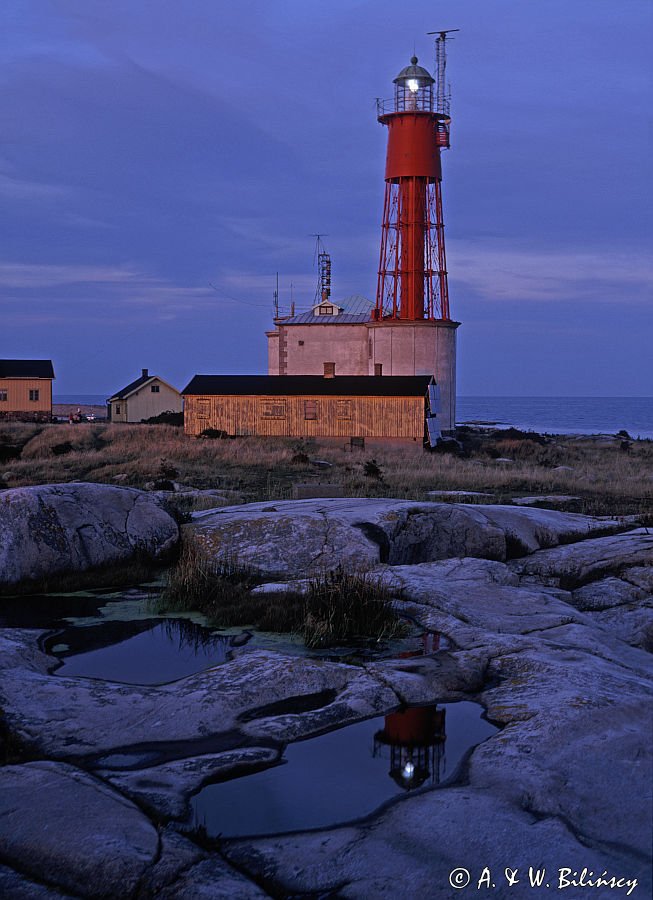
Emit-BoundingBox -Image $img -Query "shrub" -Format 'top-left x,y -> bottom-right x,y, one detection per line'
199,428 -> 228,440
142,411 -> 184,426
363,458 -> 384,480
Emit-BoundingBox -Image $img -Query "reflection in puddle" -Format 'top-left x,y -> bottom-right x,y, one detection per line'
51,620 -> 232,685
374,706 -> 446,790
191,701 -> 497,838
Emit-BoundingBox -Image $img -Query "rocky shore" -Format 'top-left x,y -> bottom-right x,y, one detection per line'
0,485 -> 651,898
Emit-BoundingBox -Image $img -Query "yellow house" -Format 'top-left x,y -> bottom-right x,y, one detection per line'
108,368 -> 182,423
0,359 -> 54,421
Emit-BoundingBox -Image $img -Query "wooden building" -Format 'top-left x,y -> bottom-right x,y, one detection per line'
182,374 -> 434,442
108,368 -> 182,423
0,359 -> 54,420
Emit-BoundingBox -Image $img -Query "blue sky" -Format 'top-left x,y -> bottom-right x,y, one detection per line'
1,0 -> 651,396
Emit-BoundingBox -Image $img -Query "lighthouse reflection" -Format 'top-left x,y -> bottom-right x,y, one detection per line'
373,705 -> 446,790
191,701 -> 495,838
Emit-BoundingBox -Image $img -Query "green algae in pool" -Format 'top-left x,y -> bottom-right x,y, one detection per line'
191,701 -> 497,838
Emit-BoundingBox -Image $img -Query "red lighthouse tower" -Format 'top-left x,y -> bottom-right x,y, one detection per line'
375,35 -> 454,321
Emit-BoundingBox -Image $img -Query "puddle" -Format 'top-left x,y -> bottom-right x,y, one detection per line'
2,583 -> 451,685
191,701 -> 497,838
48,620 -> 234,685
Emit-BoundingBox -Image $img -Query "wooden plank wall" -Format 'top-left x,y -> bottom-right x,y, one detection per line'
0,378 -> 52,414
184,394 -> 425,439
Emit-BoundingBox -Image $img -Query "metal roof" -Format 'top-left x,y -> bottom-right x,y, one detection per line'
274,311 -> 370,325
394,56 -> 434,84
0,359 -> 54,379
182,375 -> 432,398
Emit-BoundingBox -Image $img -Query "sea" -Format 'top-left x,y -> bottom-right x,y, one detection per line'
54,394 -> 653,440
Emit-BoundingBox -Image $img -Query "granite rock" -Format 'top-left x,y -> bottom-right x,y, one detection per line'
0,482 -> 178,585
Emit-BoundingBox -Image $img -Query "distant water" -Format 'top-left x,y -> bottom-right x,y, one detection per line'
54,393 -> 653,440
54,394 -> 108,406
458,397 -> 653,440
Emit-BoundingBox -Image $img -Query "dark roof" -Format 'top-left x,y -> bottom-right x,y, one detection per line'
182,375 -> 432,397
108,373 -> 154,401
0,359 -> 54,379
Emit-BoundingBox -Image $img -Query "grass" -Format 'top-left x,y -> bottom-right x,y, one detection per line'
0,421 -> 651,517
158,539 -> 405,648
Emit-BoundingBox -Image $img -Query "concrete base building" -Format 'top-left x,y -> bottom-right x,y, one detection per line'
267,299 -> 459,432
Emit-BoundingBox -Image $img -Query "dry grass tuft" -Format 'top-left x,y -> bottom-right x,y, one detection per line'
158,538 -> 405,647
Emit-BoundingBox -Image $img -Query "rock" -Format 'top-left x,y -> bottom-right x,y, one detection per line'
0,483 -> 178,585
473,641 -> 653,858
225,788 -> 646,899
0,761 -> 158,898
100,748 -> 280,819
588,603 -> 653,650
0,864 -> 76,899
155,858 -> 270,899
309,458 -> 333,468
512,494 -> 581,509
138,827 -> 207,898
222,616 -> 653,900
188,499 -> 623,577
389,558 -> 585,636
0,648 -> 394,759
464,504 -> 621,557
623,565 -> 653,592
1,496 -> 650,900
510,529 -> 653,588
571,576 -> 647,611
250,581 -> 306,594
426,490 -> 494,498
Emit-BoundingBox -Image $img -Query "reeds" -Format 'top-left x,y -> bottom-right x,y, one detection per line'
159,539 -> 405,648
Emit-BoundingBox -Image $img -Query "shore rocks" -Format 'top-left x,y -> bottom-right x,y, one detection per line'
0,493 -> 651,898
510,529 -> 653,588
0,483 -> 179,585
189,498 -> 623,576
0,761 -> 159,898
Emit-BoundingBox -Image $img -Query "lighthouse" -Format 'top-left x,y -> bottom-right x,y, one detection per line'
266,36 -> 460,434
369,35 -> 460,430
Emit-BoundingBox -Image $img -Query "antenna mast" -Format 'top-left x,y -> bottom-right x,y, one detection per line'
273,271 -> 279,318
427,29 -> 459,115
310,233 -> 332,303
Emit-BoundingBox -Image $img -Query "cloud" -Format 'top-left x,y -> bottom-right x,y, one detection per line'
0,172 -> 70,201
448,241 -> 652,303
0,262 -> 221,325
0,263 -> 143,288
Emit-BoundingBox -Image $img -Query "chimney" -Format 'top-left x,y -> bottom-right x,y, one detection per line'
142,368 -> 149,378
323,362 -> 336,378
